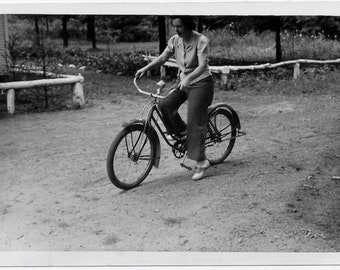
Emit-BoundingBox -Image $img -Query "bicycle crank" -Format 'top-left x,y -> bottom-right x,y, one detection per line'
172,140 -> 186,158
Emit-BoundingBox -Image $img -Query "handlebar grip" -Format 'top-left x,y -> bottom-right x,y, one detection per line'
133,77 -> 175,99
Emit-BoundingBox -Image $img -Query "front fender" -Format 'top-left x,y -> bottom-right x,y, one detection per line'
122,118 -> 145,128
122,119 -> 161,168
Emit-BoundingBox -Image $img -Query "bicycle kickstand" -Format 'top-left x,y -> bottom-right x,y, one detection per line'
180,152 -> 192,171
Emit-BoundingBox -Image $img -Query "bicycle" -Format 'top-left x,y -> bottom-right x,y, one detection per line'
106,77 -> 245,190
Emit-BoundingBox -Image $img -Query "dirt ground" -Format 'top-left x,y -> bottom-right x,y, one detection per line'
0,76 -> 339,253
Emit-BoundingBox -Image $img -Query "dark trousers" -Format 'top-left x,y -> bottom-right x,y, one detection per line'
158,76 -> 214,161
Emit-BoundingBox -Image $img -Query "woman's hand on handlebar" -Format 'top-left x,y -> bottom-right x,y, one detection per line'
135,68 -> 147,79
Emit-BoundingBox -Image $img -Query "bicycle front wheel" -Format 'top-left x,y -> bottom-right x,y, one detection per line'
106,124 -> 156,190
205,109 -> 237,165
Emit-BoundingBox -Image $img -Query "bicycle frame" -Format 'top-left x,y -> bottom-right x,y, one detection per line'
131,78 -> 246,168
132,92 -> 186,153
134,78 -> 246,144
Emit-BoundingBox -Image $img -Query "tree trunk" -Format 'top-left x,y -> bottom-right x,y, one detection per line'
34,15 -> 40,35
35,17 -> 48,108
274,16 -> 282,62
197,16 -> 203,33
34,15 -> 40,46
87,15 -> 96,49
62,15 -> 69,48
158,16 -> 166,54
86,16 -> 92,41
45,16 -> 49,32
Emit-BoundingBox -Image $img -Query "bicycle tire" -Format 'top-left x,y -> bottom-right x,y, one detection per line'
205,109 -> 237,165
106,124 -> 156,190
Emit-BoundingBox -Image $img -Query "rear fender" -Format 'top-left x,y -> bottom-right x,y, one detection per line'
122,119 -> 161,168
208,103 -> 241,129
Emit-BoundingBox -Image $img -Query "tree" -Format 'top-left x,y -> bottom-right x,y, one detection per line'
62,15 -> 69,48
244,16 -> 283,62
158,16 -> 166,54
45,16 -> 49,32
197,16 -> 204,33
87,15 -> 97,49
34,15 -> 40,38
272,17 -> 282,62
33,16 -> 49,108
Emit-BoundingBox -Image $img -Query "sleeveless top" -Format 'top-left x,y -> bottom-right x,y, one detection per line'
165,31 -> 212,85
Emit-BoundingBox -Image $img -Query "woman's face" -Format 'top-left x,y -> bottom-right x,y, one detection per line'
172,18 -> 186,37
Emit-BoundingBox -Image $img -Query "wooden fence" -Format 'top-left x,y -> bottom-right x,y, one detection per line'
0,71 -> 85,114
143,55 -> 340,88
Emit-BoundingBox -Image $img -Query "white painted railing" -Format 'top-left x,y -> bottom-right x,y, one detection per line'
142,55 -> 340,88
0,71 -> 85,114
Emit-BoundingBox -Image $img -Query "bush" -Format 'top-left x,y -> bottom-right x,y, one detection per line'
82,52 -> 146,75
117,25 -> 157,42
54,47 -> 146,76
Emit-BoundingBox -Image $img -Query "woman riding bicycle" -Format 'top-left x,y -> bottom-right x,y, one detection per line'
135,16 -> 214,180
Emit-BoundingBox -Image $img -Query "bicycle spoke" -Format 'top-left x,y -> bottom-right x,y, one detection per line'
125,133 -> 133,157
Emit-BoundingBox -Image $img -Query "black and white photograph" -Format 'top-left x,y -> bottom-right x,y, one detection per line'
0,0 -> 339,268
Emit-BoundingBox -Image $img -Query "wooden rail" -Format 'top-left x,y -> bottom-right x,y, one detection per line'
0,72 -> 85,114
142,55 -> 340,88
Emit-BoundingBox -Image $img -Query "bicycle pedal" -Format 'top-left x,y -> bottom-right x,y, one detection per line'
180,162 -> 192,171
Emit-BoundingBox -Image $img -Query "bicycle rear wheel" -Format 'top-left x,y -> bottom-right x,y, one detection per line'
106,124 -> 156,190
205,109 -> 236,165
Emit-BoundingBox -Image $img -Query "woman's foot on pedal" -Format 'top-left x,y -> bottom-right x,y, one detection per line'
166,133 -> 186,142
192,159 -> 210,181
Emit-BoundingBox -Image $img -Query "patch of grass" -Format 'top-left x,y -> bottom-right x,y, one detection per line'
83,70 -> 162,99
224,65 -> 340,96
82,65 -> 340,104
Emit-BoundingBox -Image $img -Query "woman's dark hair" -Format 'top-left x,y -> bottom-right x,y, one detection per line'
171,16 -> 196,31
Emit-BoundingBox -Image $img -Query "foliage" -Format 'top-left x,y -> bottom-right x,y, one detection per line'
4,31 -> 22,79
282,16 -> 340,39
4,15 -> 340,113
6,29 -> 340,78
80,52 -> 146,75
9,15 -> 159,43
5,15 -> 340,78
205,28 -> 340,64
206,29 -> 276,64
202,16 -> 340,39
280,30 -> 340,60
117,25 -> 158,42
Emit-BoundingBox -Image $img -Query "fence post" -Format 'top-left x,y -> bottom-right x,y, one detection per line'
160,65 -> 166,78
147,53 -> 151,77
72,75 -> 85,107
221,66 -> 230,89
293,63 -> 300,79
7,89 -> 15,114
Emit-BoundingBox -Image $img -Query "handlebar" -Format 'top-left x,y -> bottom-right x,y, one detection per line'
133,77 -> 177,99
